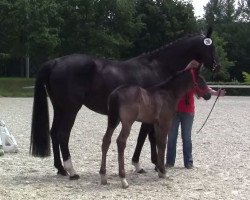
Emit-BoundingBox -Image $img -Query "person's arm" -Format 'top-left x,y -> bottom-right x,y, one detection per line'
209,87 -> 226,96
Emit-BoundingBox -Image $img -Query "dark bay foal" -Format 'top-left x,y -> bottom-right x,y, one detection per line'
99,60 -> 211,188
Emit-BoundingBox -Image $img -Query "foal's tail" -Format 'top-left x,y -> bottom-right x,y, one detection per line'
107,91 -> 121,129
30,61 -> 53,157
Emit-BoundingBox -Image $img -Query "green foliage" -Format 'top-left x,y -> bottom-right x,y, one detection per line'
0,0 -> 61,60
204,0 -> 250,81
204,0 -> 237,25
1,0 -> 248,84
242,71 -> 250,82
237,0 -> 250,21
0,0 -> 199,74
58,0 -> 143,58
132,0 -> 197,55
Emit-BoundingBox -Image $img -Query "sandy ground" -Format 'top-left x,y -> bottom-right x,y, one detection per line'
0,96 -> 249,200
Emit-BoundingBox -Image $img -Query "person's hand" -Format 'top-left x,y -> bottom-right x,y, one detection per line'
217,89 -> 226,96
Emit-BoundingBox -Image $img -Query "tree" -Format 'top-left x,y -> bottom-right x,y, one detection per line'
237,0 -> 250,21
57,0 -> 143,59
242,71 -> 250,82
204,0 -> 250,81
132,0 -> 197,55
204,0 -> 238,25
0,0 -> 62,76
201,31 -> 234,81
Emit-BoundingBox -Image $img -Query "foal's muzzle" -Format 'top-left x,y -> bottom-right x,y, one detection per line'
212,60 -> 220,72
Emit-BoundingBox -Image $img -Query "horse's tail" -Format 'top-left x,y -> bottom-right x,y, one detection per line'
107,91 -> 121,129
30,61 -> 53,157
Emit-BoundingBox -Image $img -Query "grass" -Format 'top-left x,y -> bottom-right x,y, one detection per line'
0,78 -> 35,97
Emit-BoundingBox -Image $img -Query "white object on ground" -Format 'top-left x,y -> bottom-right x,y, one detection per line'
0,120 -> 18,153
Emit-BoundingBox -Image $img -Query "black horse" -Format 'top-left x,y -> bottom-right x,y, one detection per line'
30,28 -> 220,179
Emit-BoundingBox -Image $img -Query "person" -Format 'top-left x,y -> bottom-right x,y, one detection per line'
166,88 -> 226,169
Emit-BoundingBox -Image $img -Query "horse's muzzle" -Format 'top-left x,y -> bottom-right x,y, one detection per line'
203,93 -> 211,100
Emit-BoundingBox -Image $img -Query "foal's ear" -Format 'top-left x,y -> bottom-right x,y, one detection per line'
206,27 -> 213,38
185,60 -> 201,70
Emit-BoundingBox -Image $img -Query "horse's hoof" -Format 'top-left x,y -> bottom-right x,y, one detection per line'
122,184 -> 129,189
137,169 -> 147,174
121,178 -> 129,189
69,174 -> 80,180
57,169 -> 68,176
158,171 -> 167,178
100,174 -> 108,185
154,166 -> 158,172
101,179 -> 108,185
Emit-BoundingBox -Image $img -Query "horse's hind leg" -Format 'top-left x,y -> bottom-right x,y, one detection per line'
117,123 -> 132,188
99,126 -> 116,185
50,109 -> 67,176
148,126 -> 158,169
57,107 -> 81,180
131,123 -> 151,173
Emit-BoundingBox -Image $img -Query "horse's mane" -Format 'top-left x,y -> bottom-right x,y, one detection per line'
149,69 -> 187,91
142,33 -> 203,57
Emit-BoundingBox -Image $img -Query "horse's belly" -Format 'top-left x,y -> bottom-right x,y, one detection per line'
83,94 -> 109,115
137,109 -> 158,124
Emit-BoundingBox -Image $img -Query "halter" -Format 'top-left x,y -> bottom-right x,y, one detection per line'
203,36 -> 219,72
190,68 -> 210,97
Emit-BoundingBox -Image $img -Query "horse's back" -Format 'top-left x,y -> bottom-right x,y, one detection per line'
43,54 -> 98,106
110,85 -> 159,124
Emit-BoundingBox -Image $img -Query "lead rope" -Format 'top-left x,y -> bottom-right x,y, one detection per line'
196,88 -> 221,134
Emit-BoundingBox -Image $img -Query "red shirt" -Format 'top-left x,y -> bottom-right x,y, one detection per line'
177,90 -> 195,113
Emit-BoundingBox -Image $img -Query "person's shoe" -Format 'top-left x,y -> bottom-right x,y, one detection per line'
165,163 -> 174,168
185,163 -> 193,169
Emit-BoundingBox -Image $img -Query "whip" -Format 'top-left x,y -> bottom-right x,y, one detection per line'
196,89 -> 221,134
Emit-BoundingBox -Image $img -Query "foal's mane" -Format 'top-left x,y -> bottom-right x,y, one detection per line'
142,33 -> 204,56
148,69 -> 188,91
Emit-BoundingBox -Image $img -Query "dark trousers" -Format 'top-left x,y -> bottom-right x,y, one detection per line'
166,112 -> 194,167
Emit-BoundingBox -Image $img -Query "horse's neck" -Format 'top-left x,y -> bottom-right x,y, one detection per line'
151,71 -> 194,105
140,40 -> 198,74
172,72 -> 194,100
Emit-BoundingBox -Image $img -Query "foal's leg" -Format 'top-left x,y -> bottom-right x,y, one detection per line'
50,108 -> 67,176
117,123 -> 132,188
58,108 -> 80,180
131,123 -> 151,173
100,126 -> 116,185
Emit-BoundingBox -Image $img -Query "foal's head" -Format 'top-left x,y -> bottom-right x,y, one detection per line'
190,68 -> 211,100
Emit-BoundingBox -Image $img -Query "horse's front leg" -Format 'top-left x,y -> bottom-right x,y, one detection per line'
117,124 -> 131,188
100,127 -> 116,185
132,123 -> 152,173
148,127 -> 158,169
154,124 -> 168,178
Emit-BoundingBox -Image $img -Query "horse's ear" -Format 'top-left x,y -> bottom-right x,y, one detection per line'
206,27 -> 213,38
